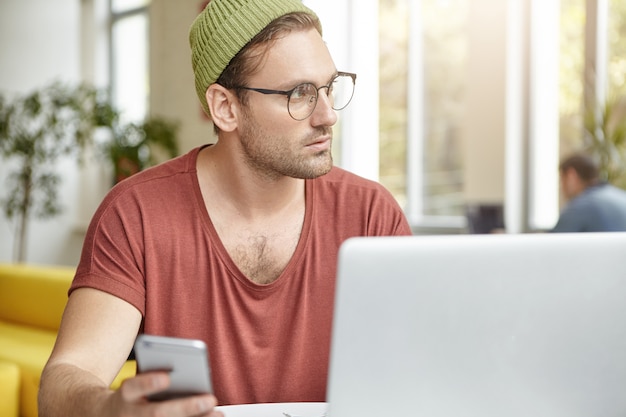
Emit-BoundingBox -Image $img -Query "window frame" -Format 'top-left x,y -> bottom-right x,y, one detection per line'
108,0 -> 150,122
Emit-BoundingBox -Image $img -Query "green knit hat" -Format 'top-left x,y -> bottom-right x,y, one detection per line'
189,0 -> 319,116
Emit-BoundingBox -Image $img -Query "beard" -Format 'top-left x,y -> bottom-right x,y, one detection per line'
238,109 -> 334,181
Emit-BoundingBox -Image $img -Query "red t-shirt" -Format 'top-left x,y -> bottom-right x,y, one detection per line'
71,146 -> 412,405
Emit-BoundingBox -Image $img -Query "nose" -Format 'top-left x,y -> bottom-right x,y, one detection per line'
310,88 -> 337,127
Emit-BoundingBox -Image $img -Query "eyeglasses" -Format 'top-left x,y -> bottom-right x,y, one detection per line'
233,71 -> 356,121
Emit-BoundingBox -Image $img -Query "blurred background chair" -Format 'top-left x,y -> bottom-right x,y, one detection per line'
465,204 -> 505,234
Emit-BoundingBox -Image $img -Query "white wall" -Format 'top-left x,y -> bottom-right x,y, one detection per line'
463,0 -> 560,232
463,0 -> 508,204
0,0 -> 85,266
314,0 -> 381,181
150,0 -> 216,153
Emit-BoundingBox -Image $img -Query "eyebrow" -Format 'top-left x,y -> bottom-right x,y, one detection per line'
280,70 -> 340,90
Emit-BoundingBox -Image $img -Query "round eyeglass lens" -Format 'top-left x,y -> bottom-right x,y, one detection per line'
288,84 -> 318,120
286,74 -> 356,120
330,74 -> 355,111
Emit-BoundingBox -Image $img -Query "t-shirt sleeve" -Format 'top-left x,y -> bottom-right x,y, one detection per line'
318,168 -> 412,237
367,185 -> 412,236
71,184 -> 148,315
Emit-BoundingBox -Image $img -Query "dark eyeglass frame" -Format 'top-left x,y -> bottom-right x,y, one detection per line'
233,71 -> 357,121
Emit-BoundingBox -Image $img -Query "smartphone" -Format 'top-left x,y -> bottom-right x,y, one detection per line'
133,334 -> 213,401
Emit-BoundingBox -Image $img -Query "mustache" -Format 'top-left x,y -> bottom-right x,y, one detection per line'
305,127 -> 333,142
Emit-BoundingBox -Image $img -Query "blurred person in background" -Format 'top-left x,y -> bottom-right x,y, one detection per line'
551,153 -> 626,232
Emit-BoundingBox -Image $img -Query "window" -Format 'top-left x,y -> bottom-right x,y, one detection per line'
75,0 -> 150,230
110,0 -> 150,123
375,0 -> 626,231
608,0 -> 626,97
558,0 -> 585,157
557,0 -> 626,192
379,0 -> 468,227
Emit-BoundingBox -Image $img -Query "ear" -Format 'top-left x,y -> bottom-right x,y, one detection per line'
565,167 -> 580,183
206,84 -> 239,132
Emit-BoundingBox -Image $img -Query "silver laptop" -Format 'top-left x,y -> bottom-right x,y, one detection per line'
326,232 -> 626,417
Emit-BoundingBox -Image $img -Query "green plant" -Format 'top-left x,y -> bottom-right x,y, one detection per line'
0,81 -> 113,262
583,95 -> 626,189
0,80 -> 180,262
105,116 -> 179,184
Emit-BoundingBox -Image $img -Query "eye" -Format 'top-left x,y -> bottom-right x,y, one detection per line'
290,83 -> 316,101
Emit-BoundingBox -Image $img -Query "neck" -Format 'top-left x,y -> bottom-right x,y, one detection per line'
197,143 -> 305,219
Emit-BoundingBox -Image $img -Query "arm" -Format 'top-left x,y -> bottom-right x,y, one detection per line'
38,288 -> 220,417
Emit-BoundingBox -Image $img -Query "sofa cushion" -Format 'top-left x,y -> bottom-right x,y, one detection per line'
0,361 -> 20,417
0,321 -> 136,417
0,263 -> 74,331
0,321 -> 57,417
0,321 -> 58,372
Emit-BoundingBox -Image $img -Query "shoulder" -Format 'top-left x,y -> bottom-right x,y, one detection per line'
596,183 -> 626,200
91,147 -> 202,224
572,183 -> 626,210
104,147 -> 201,203
113,147 -> 200,190
315,166 -> 392,194
312,166 -> 401,207
310,166 -> 412,235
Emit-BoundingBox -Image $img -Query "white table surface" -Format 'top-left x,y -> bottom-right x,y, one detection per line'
216,402 -> 328,417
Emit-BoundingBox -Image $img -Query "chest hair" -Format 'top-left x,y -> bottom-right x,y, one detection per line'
217,210 -> 304,285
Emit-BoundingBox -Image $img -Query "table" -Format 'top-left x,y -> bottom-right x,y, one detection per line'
216,402 -> 328,417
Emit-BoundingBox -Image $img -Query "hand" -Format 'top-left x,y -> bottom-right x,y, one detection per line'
110,372 -> 222,417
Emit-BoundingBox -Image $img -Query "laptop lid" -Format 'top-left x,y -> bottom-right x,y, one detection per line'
326,232 -> 626,417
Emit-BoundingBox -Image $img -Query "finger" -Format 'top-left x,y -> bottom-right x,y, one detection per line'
206,408 -> 225,417
119,372 -> 170,402
151,394 -> 219,417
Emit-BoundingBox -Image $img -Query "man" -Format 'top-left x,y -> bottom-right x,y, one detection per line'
551,153 -> 626,232
38,1 -> 412,416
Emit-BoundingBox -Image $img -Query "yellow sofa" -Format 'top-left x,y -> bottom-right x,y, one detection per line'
0,263 -> 136,417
